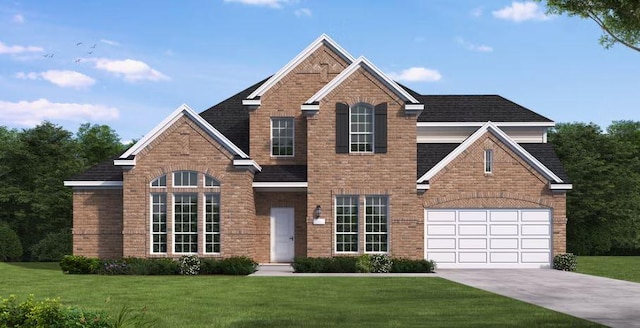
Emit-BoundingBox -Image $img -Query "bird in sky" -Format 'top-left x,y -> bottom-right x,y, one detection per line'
90,44 -> 97,49
75,58 -> 81,63
76,42 -> 83,46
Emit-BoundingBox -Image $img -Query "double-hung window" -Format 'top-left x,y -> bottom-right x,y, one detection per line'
336,102 -> 387,154
271,117 -> 294,157
204,194 -> 221,253
174,193 -> 198,253
350,103 -> 374,153
151,194 -> 167,253
365,196 -> 388,253
335,196 -> 359,252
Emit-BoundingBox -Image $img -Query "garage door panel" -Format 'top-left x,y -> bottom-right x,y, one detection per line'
427,224 -> 456,236
521,225 -> 550,236
521,238 -> 550,249
459,211 -> 487,222
490,238 -> 518,249
490,252 -> 518,263
459,225 -> 487,236
425,209 -> 551,268
490,225 -> 518,236
458,238 -> 487,249
427,252 -> 456,263
427,238 -> 455,249
459,252 -> 487,263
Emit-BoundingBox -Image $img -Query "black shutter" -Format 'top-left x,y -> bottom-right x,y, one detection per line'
374,102 -> 387,154
336,102 -> 349,153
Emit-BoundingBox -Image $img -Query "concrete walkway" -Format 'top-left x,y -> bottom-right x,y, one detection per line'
438,269 -> 640,328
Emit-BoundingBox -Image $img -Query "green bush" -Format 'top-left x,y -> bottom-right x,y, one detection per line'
30,230 -> 72,262
370,254 -> 393,273
124,258 -> 179,275
355,254 -> 372,273
99,259 -> 129,275
200,258 -> 223,274
553,253 -> 577,271
328,256 -> 357,273
0,223 -> 23,262
292,257 -> 331,273
390,258 -> 436,273
218,256 -> 258,275
60,255 -> 101,274
0,295 -> 111,327
179,255 -> 201,275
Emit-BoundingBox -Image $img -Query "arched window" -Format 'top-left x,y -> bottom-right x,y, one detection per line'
173,171 -> 197,187
204,174 -> 220,187
150,175 -> 166,187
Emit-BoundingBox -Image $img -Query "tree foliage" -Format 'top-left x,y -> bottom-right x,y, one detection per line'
538,0 -> 640,52
0,222 -> 23,261
549,121 -> 640,255
0,122 -> 125,260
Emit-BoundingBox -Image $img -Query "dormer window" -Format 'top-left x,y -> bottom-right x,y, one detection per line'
484,149 -> 493,174
174,171 -> 197,187
151,175 -> 166,187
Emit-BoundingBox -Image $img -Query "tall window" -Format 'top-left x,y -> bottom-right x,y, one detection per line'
204,194 -> 221,253
174,194 -> 198,253
365,196 -> 388,253
271,117 -> 294,156
335,196 -> 359,252
484,149 -> 493,173
350,103 -> 374,153
174,171 -> 197,187
151,194 -> 167,253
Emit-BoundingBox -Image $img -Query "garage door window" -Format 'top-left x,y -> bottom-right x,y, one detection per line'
365,196 -> 388,253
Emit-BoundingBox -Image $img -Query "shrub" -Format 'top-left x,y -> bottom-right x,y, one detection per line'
99,259 -> 129,275
355,254 -> 372,273
328,256 -> 357,273
293,257 -> 328,273
179,255 -> 201,275
0,223 -> 23,262
370,254 -> 393,273
553,253 -> 577,271
200,258 -> 223,274
218,256 -> 258,275
125,258 -> 179,275
390,258 -> 436,273
0,295 -> 111,327
30,230 -> 72,262
60,255 -> 101,274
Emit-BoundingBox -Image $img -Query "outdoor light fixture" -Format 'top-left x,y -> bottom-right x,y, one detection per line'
313,205 -> 325,225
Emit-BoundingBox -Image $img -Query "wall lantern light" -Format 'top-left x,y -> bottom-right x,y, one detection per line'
313,205 -> 325,225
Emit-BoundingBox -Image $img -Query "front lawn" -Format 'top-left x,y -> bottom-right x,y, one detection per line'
576,256 -> 640,283
0,262 -> 599,327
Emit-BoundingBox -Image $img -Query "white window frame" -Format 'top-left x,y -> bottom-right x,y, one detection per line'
484,149 -> 493,174
173,171 -> 198,188
203,193 -> 221,254
173,193 -> 198,254
150,193 -> 167,254
204,174 -> 220,187
335,195 -> 359,253
349,103 -> 374,153
150,175 -> 166,187
270,117 -> 295,157
364,196 -> 389,254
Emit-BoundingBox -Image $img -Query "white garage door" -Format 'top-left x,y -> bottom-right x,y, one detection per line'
425,209 -> 552,268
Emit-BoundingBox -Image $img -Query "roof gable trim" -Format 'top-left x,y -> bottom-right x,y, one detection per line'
245,34 -> 356,102
417,122 -> 564,185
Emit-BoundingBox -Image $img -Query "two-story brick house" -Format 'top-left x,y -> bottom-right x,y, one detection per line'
65,34 -> 571,268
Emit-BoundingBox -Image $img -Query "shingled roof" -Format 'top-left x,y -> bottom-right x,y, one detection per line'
254,165 -> 307,182
66,156 -> 123,181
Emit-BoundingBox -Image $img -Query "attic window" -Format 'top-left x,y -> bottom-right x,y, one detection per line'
484,149 -> 493,174
151,175 -> 166,187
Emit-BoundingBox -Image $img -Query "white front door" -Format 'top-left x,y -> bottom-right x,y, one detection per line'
270,207 -> 295,262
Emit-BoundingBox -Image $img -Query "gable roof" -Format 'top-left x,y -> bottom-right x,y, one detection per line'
417,122 -> 566,186
245,34 -> 355,102
65,156 -> 123,183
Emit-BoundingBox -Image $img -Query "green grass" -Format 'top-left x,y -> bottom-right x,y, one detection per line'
0,263 -> 600,328
577,256 -> 640,283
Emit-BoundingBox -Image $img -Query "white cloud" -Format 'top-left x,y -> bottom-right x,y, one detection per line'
223,0 -> 290,8
0,41 -> 43,55
0,98 -> 119,126
87,58 -> 169,82
12,14 -> 24,24
388,67 -> 442,82
456,38 -> 494,52
493,1 -> 550,22
16,70 -> 96,89
100,39 -> 120,46
294,8 -> 312,17
470,7 -> 482,17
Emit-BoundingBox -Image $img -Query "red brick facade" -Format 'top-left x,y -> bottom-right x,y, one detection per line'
69,36 -> 568,265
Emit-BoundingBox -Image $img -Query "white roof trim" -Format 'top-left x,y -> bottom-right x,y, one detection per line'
252,182 -> 308,188
304,56 -> 421,106
417,121 -> 555,127
120,104 -> 250,160
63,181 -> 123,187
417,122 -> 564,184
232,159 -> 262,172
417,184 -> 430,190
550,183 -> 573,190
242,99 -> 261,106
113,159 -> 135,166
246,34 -> 356,100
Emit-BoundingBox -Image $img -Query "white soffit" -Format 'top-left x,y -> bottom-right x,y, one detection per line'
417,122 -> 555,127
246,34 -> 356,101
417,122 -> 563,184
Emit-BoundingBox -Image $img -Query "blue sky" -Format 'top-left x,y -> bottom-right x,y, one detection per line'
0,0 -> 637,142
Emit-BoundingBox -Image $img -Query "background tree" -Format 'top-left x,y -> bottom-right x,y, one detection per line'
538,0 -> 640,52
76,123 -> 127,168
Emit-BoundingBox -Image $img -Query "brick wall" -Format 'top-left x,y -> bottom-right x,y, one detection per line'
72,188 -> 123,259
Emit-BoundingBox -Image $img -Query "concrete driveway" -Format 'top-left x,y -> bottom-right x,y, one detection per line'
439,269 -> 640,328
